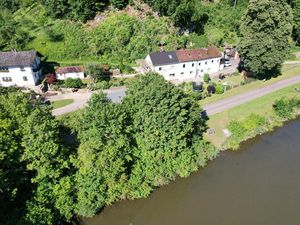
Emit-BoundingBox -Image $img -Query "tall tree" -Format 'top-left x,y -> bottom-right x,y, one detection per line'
75,93 -> 132,217
291,0 -> 300,45
239,0 -> 293,78
123,73 -> 216,198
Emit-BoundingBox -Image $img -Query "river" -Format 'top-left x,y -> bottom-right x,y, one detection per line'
82,120 -> 300,225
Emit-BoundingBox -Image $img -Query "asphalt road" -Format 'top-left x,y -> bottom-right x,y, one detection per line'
203,75 -> 300,115
52,75 -> 300,116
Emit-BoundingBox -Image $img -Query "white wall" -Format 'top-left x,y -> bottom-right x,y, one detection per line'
0,66 -> 37,87
56,72 -> 85,80
149,57 -> 221,81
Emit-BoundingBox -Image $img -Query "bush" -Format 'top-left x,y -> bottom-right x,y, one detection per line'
226,114 -> 271,150
88,81 -> 111,90
64,78 -> 83,88
207,85 -> 216,94
85,64 -> 111,82
203,73 -> 210,83
273,98 -> 300,119
215,84 -> 224,94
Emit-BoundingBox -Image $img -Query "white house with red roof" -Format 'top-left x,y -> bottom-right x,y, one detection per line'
145,46 -> 222,80
55,66 -> 85,80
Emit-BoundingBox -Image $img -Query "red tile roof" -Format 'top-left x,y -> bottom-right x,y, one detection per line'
56,66 -> 84,74
176,46 -> 221,63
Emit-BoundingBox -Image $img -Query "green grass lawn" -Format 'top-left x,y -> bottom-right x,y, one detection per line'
51,99 -> 74,109
205,82 -> 300,148
200,64 -> 300,105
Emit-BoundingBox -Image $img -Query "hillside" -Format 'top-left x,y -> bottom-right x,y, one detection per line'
0,0 -> 248,69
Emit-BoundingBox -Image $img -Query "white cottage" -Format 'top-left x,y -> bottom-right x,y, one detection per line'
0,50 -> 43,87
145,47 -> 222,81
55,66 -> 85,80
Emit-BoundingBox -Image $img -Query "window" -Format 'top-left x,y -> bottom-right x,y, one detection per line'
2,77 -> 12,82
183,64 -> 186,68
192,63 -> 194,67
190,71 -> 193,74
205,61 -> 207,65
168,55 -> 173,59
198,62 -> 201,66
23,76 -> 28,81
20,66 -> 25,71
201,70 -> 203,73
169,73 -> 175,77
0,67 -> 9,72
211,60 -> 214,63
181,72 -> 184,75
159,67 -> 162,71
217,59 -> 219,62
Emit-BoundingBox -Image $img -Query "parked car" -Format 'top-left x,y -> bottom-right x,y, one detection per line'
224,61 -> 232,67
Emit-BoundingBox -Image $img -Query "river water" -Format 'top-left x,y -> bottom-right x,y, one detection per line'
83,120 -> 300,225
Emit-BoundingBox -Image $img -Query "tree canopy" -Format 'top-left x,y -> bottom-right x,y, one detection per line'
239,0 -> 293,78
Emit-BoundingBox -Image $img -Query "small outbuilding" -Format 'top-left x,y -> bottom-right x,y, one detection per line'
56,66 -> 85,80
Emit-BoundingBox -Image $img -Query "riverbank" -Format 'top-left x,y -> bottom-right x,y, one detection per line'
205,82 -> 300,149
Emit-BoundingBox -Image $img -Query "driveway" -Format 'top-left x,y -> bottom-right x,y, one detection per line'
51,87 -> 126,116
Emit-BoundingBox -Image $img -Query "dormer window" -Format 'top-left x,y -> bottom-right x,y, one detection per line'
168,55 -> 173,59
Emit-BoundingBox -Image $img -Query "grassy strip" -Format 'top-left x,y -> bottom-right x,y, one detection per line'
204,82 -> 300,149
200,64 -> 300,105
51,99 -> 74,109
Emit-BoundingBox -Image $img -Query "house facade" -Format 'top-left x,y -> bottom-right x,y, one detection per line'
145,47 -> 222,81
0,50 -> 43,87
56,66 -> 85,80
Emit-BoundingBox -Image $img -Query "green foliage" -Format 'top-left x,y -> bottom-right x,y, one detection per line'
64,78 -> 84,88
215,83 -> 224,94
75,93 -> 131,216
226,114 -> 270,150
203,73 -> 210,83
291,0 -> 300,45
73,73 -> 218,216
111,0 -> 128,9
0,89 -> 75,225
0,10 -> 30,50
239,0 -> 293,78
85,63 -> 111,82
273,98 -> 300,119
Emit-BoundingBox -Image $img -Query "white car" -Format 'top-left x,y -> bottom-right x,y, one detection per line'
224,61 -> 232,67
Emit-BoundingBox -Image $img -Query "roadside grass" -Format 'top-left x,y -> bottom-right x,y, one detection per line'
51,99 -> 74,109
204,82 -> 300,148
200,64 -> 300,105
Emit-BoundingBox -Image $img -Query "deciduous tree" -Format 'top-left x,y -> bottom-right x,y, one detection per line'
239,0 -> 293,78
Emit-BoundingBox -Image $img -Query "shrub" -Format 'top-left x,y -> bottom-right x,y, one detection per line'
85,64 -> 111,82
203,73 -> 210,83
215,84 -> 224,94
89,81 -> 111,90
273,98 -> 300,119
64,78 -> 83,88
207,85 -> 216,94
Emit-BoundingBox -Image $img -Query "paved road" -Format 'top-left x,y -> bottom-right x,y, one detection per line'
203,75 -> 300,115
52,75 -> 300,116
